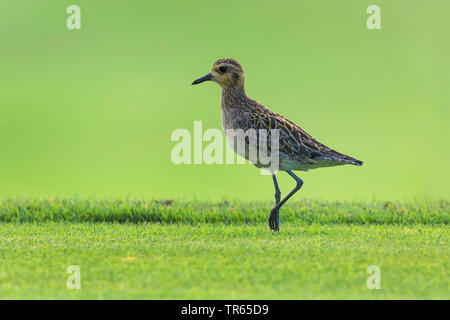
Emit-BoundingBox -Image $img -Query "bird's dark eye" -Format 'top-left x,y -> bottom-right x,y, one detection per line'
219,66 -> 228,73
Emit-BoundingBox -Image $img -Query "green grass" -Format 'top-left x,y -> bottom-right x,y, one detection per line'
0,199 -> 448,299
0,198 -> 448,225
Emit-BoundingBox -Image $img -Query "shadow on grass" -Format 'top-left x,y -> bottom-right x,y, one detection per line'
0,198 -> 448,225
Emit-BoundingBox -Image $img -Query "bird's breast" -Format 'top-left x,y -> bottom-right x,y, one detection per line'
221,108 -> 246,132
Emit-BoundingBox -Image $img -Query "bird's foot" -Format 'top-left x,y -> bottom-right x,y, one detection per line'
269,208 -> 279,232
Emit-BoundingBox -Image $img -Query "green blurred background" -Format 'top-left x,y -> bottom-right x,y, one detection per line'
0,1 -> 448,201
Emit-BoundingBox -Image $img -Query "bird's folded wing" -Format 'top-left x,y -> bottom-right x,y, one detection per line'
245,105 -> 362,165
246,107 -> 319,159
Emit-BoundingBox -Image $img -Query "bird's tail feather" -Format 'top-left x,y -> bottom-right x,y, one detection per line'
314,153 -> 364,166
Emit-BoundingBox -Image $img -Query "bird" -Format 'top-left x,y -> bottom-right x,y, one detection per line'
192,58 -> 363,232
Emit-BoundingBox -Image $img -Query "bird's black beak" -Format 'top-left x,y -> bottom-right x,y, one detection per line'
192,73 -> 213,85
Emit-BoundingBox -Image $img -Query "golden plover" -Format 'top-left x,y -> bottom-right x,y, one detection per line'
192,58 -> 363,232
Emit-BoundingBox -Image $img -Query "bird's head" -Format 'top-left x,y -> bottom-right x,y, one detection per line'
192,58 -> 245,89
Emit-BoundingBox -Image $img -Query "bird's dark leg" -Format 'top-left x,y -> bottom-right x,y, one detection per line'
269,170 -> 303,232
269,174 -> 281,232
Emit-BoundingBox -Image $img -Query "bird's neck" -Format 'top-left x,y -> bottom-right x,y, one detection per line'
221,85 -> 248,110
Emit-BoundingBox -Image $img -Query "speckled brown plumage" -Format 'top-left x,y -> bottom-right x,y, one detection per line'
208,58 -> 363,171
192,58 -> 363,232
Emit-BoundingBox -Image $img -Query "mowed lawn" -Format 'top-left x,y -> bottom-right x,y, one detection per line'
0,199 -> 448,299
